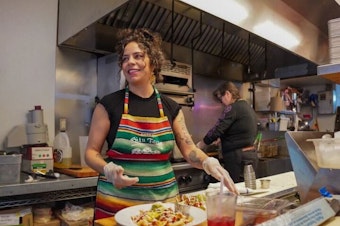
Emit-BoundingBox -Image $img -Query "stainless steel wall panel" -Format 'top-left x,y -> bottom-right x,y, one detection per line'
55,48 -> 98,165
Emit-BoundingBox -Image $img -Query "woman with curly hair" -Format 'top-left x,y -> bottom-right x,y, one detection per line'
85,28 -> 238,220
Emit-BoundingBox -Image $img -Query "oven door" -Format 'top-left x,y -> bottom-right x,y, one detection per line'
172,162 -> 210,193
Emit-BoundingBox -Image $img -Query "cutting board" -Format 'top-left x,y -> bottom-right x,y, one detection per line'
54,166 -> 99,177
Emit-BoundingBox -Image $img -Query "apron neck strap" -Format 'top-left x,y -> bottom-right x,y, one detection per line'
124,86 -> 164,117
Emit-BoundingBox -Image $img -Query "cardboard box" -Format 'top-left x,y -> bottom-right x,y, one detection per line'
33,218 -> 60,226
0,207 -> 33,226
56,213 -> 92,226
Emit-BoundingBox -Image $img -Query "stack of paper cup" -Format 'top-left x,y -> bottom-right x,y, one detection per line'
328,18 -> 340,63
244,164 -> 256,190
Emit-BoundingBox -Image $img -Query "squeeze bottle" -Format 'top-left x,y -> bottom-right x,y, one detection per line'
53,118 -> 72,168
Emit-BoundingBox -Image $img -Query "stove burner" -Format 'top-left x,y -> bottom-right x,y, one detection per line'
172,162 -> 210,193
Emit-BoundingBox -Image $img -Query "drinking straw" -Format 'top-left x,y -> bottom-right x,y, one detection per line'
220,176 -> 224,195
219,177 -> 224,216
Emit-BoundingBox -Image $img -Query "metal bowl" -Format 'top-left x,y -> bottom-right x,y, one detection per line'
174,202 -> 191,216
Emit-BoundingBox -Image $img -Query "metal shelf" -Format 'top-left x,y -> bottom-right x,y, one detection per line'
0,174 -> 98,209
317,63 -> 340,84
0,187 -> 97,209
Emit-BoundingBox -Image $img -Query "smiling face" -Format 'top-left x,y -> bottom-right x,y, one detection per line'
121,41 -> 154,86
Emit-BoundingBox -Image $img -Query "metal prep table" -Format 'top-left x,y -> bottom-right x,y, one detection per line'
187,171 -> 299,201
0,173 -> 98,209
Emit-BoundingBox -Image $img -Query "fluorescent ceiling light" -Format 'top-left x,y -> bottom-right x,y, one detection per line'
180,0 -> 248,23
253,20 -> 300,49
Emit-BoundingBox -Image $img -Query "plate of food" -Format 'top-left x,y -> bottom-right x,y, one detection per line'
115,202 -> 206,226
176,193 -> 206,210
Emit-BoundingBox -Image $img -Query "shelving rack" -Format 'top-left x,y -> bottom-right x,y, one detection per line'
0,174 -> 98,209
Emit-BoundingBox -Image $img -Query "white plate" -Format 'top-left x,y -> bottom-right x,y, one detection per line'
115,202 -> 206,226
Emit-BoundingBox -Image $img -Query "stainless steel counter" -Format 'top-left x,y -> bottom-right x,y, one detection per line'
188,171 -> 299,202
0,173 -> 98,209
1,170 -> 298,210
235,171 -> 298,200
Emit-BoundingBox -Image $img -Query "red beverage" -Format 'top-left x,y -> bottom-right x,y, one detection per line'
208,216 -> 235,226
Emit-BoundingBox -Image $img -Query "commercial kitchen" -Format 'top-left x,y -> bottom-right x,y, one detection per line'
1,0 -> 340,225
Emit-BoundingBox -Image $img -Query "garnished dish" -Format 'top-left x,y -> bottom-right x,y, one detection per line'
131,202 -> 193,225
176,194 -> 206,210
114,202 -> 206,226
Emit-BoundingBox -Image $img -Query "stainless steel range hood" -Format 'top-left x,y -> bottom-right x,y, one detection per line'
58,0 -> 340,81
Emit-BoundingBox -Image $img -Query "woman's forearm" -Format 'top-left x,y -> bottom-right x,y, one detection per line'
85,149 -> 107,174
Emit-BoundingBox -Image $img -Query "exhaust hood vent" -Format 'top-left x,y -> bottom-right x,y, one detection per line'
58,0 -> 340,81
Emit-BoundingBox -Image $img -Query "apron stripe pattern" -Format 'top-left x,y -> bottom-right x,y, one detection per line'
95,87 -> 179,220
107,150 -> 170,161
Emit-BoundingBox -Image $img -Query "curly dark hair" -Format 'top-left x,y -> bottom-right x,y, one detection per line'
115,28 -> 165,79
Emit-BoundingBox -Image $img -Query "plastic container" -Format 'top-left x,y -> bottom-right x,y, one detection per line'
307,137 -> 340,169
269,122 -> 279,131
279,118 -> 289,131
235,196 -> 290,226
79,136 -> 88,167
53,118 -> 72,168
259,142 -> 279,158
0,154 -> 22,184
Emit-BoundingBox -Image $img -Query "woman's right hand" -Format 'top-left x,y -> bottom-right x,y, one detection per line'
202,157 -> 239,195
212,138 -> 221,146
103,162 -> 139,189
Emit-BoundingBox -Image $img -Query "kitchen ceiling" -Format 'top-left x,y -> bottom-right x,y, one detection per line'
59,0 -> 340,83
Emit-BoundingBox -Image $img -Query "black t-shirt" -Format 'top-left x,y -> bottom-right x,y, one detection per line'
203,99 -> 258,152
100,89 -> 181,148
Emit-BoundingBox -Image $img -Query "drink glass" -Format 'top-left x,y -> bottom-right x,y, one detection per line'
206,190 -> 237,226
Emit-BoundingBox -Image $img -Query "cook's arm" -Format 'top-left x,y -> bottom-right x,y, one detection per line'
196,109 -> 234,149
172,110 -> 238,194
85,104 -> 109,173
172,110 -> 207,168
85,104 -> 138,188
